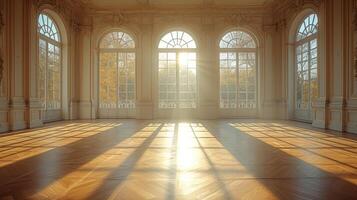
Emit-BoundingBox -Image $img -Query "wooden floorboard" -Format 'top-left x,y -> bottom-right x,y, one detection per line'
0,119 -> 356,199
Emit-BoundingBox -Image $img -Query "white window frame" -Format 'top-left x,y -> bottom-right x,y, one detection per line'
219,31 -> 258,111
98,31 -> 136,118
38,13 -> 62,111
294,13 -> 318,121
158,31 -> 198,109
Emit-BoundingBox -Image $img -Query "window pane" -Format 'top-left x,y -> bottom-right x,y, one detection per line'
179,52 -> 196,108
237,52 -> 256,109
38,13 -> 60,42
159,52 -> 177,108
220,31 -> 256,48
99,52 -> 117,108
220,52 -> 237,108
100,32 -> 135,49
118,52 -> 136,108
296,14 -> 318,41
46,43 -> 61,110
39,39 -> 46,108
295,16 -> 319,113
159,31 -> 196,49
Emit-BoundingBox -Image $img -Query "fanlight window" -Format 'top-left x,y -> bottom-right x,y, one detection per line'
295,13 -> 319,121
159,31 -> 196,49
220,31 -> 256,49
158,31 -> 197,109
100,32 -> 135,49
99,32 -> 136,112
296,14 -> 318,41
38,13 -> 61,111
219,31 -> 257,109
38,13 -> 60,42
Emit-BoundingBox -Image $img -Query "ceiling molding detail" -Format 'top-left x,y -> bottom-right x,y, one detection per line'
78,0 -> 277,12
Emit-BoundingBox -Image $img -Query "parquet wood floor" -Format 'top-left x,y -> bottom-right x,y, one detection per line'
0,119 -> 356,199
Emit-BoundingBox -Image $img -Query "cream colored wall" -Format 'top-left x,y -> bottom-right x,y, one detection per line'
275,0 -> 357,133
0,0 -> 356,134
0,0 -> 80,132
80,8 -> 276,120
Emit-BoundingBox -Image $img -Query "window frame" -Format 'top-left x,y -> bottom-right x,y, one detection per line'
37,12 -> 62,111
98,31 -> 137,110
219,30 -> 258,110
294,13 -> 318,113
158,31 -> 198,109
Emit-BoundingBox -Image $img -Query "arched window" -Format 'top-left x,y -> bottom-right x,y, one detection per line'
219,30 -> 257,109
38,13 -> 61,113
295,13 -> 318,120
99,31 -> 136,116
158,31 -> 197,109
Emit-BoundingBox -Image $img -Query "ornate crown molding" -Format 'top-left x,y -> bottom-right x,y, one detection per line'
292,0 -> 322,7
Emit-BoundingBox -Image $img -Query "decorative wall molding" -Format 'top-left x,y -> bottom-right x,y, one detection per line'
225,13 -> 249,26
354,6 -> 357,78
0,57 -> 3,86
71,19 -> 81,32
0,10 -> 4,34
112,12 -> 127,26
292,0 -> 322,8
33,0 -> 82,33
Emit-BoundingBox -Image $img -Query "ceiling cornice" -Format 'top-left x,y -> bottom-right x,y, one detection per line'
78,0 -> 277,13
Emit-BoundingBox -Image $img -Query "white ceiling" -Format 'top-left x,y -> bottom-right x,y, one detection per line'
79,0 -> 275,10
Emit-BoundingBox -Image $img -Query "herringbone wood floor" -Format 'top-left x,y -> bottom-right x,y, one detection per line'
0,119 -> 356,199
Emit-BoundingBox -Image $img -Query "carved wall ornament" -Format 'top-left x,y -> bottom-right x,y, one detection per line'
54,1 -> 66,15
226,13 -> 249,26
112,12 -> 127,26
277,19 -> 287,31
71,19 -> 81,32
33,0 -> 55,8
293,0 -> 322,7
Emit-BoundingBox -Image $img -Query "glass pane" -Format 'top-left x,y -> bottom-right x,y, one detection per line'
220,31 -> 256,48
179,52 -> 196,108
158,31 -> 196,49
118,52 -> 136,108
310,68 -> 318,104
99,52 -> 117,108
159,52 -> 177,108
39,39 -> 46,108
38,13 -> 60,42
237,52 -> 256,109
100,32 -> 135,49
296,14 -> 318,41
220,52 -> 237,108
